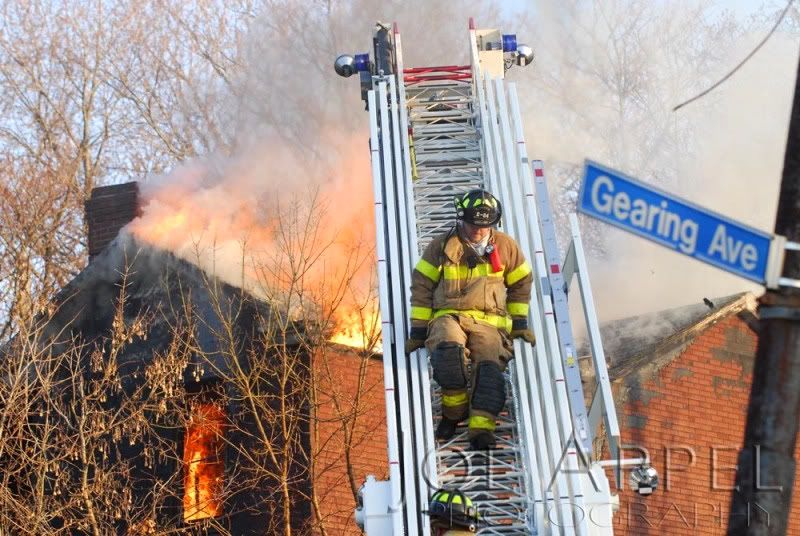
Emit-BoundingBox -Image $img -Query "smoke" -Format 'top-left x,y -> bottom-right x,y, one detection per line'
126,1 -> 505,327
126,0 -> 798,329
519,1 -> 799,322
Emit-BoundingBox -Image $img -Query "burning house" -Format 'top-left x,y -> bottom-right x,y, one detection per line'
0,182 -> 343,534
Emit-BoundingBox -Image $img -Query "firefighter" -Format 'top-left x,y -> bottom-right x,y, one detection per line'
427,488 -> 480,534
406,188 -> 535,450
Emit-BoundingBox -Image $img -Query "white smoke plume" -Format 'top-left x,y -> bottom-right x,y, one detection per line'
519,1 -> 799,322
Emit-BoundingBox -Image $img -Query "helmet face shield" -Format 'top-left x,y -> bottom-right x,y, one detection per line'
454,189 -> 502,228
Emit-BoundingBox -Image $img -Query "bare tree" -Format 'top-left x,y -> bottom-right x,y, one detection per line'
518,0 -> 749,254
0,263 -> 191,535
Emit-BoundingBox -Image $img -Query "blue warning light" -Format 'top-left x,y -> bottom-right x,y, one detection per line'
354,53 -> 371,72
502,34 -> 517,53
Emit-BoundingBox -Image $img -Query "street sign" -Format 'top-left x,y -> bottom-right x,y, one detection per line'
578,160 -> 773,284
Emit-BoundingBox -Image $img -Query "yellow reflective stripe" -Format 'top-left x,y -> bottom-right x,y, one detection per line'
432,490 -> 472,507
410,306 -> 433,321
441,392 -> 468,407
505,261 -> 532,286
469,415 -> 496,431
432,309 -> 513,332
442,264 -> 504,280
473,197 -> 483,207
415,259 -> 441,282
507,302 -> 529,316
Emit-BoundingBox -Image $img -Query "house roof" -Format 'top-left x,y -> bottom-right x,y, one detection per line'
29,233 -> 279,386
593,292 -> 759,382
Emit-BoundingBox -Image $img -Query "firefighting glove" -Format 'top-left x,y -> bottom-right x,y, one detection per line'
510,318 -> 536,345
405,326 -> 428,354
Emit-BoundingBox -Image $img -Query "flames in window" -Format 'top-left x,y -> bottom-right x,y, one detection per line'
183,402 -> 225,522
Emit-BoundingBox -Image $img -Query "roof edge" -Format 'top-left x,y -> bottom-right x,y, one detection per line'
608,291 -> 758,382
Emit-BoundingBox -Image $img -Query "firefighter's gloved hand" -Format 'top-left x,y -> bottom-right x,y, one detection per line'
510,318 -> 536,345
405,326 -> 428,354
405,338 -> 426,354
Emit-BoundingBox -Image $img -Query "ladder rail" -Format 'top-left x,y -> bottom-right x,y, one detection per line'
367,88 -> 405,535
378,79 -> 423,536
466,29 -> 539,533
483,73 -> 579,535
502,85 -> 589,534
481,74 -> 549,534
389,70 -> 436,534
469,27 -> 550,535
392,26 -> 440,520
504,87 -> 573,536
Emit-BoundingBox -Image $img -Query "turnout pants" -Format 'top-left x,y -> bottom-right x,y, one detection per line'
426,314 -> 512,438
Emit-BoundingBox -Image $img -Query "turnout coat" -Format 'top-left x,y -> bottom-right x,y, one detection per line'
409,226 -> 533,333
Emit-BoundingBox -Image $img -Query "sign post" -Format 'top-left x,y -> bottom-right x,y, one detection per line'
578,160 -> 775,284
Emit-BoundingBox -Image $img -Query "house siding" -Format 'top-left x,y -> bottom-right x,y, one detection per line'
609,313 -> 800,535
312,347 -> 388,535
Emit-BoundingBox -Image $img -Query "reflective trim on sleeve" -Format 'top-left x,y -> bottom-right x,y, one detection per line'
507,302 -> 529,317
505,261 -> 532,286
410,306 -> 433,321
468,415 -> 496,431
415,258 -> 441,282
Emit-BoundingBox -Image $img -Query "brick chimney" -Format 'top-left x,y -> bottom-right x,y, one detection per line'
84,182 -> 141,259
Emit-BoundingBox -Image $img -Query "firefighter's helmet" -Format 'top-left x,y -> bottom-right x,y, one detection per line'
427,488 -> 480,532
454,189 -> 502,228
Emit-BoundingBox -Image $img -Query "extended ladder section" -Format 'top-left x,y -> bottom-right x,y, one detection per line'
353,21 -> 622,536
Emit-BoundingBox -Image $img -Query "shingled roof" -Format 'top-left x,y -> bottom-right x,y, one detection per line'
27,233 -> 282,389
594,292 -> 759,382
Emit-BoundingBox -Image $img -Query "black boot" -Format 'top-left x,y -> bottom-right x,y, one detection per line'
469,431 -> 496,450
436,417 -> 459,440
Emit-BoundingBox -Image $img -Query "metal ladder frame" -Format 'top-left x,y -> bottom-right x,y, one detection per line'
357,20 -> 622,536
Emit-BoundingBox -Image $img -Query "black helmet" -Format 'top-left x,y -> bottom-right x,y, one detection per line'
427,488 -> 480,531
454,189 -> 502,228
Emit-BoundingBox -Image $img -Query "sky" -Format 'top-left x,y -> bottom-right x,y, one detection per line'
503,0 -> 771,19
495,0 -> 799,321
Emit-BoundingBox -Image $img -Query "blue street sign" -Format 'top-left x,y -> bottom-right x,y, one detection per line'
578,160 -> 773,284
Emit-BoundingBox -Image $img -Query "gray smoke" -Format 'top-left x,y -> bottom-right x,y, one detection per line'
519,1 -> 799,322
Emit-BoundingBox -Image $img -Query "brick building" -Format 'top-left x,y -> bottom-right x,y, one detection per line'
78,182 -> 392,534
600,292 -> 800,535
312,346 -> 387,534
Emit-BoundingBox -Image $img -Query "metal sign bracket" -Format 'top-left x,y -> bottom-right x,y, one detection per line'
766,235 -> 800,289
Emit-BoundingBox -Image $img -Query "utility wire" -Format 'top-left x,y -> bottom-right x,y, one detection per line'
673,0 -> 795,112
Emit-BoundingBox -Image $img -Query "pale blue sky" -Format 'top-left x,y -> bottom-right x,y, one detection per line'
502,0 -> 770,19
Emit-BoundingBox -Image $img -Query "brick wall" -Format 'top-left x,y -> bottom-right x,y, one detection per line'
609,312 -> 800,535
84,182 -> 140,258
310,311 -> 800,535
312,346 -> 388,535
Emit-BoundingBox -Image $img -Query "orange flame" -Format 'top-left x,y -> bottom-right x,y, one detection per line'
128,135 -> 382,353
329,305 -> 382,353
183,403 -> 225,522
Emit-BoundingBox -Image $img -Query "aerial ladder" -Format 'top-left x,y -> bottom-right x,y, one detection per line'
338,20 -> 653,536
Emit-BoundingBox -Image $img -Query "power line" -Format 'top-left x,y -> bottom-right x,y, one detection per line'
673,0 -> 795,112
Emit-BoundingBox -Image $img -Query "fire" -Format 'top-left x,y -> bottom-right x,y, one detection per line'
183,402 -> 225,522
127,134 -> 384,353
329,305 -> 382,352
